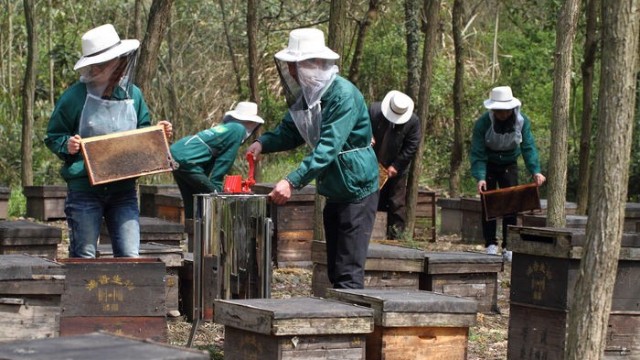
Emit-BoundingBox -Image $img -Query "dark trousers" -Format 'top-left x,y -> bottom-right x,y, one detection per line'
482,162 -> 518,248
172,169 -> 218,219
323,191 -> 378,289
378,172 -> 408,239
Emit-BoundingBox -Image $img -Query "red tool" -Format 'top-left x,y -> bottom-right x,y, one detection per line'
223,153 -> 256,193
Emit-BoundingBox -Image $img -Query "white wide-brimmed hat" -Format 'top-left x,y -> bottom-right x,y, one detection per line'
225,102 -> 264,124
483,86 -> 521,110
73,24 -> 140,70
381,90 -> 414,125
275,28 -> 340,62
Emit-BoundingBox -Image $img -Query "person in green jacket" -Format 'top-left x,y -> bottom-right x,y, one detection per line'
170,101 -> 264,218
470,86 -> 546,262
247,28 -> 378,289
45,24 -> 172,258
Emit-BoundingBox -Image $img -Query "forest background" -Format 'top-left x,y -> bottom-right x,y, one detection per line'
0,0 -> 639,216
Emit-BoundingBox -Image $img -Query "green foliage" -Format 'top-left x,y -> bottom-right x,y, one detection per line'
8,187 -> 26,218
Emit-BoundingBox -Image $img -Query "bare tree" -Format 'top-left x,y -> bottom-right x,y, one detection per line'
328,0 -> 348,66
565,1 -> 639,358
404,0 -> 421,99
348,0 -> 380,86
449,0 -> 464,197
546,0 -> 581,228
220,0 -> 243,96
21,0 -> 36,187
247,0 -> 260,104
406,0 -> 441,236
575,0 -> 599,215
134,0 -> 143,40
136,0 -> 174,95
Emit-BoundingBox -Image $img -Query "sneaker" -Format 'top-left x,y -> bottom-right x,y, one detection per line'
503,250 -> 513,262
486,244 -> 498,255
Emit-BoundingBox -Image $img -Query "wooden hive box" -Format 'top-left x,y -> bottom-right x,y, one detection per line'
538,199 -> 578,215
312,240 -> 425,298
100,216 -> 185,247
0,254 -> 65,343
58,258 -> 167,342
507,226 -> 640,358
23,185 -> 67,221
419,251 -> 503,314
252,183 -> 316,267
97,243 -> 183,316
155,193 -> 185,224
0,332 -> 209,360
624,202 -> 640,232
414,188 -> 437,241
0,187 -> 9,220
326,289 -> 478,360
214,297 -> 374,360
460,197 -> 484,244
0,220 -> 62,259
521,213 -> 588,228
139,184 -> 180,218
80,126 -> 174,186
437,197 -> 463,235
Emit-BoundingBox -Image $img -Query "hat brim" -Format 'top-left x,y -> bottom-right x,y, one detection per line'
381,90 -> 414,125
483,98 -> 521,110
225,110 -> 264,124
73,39 -> 140,70
274,47 -> 340,62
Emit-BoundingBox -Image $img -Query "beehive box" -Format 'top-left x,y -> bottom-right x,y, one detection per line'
155,193 -> 185,224
0,220 -> 62,259
538,199 -> 578,215
312,240 -> 424,298
326,289 -> 478,360
81,126 -> 174,185
0,187 -> 9,220
460,197 -> 483,244
214,297 -> 374,360
100,216 -> 185,247
420,251 -> 503,313
624,202 -> 640,232
0,254 -> 65,342
97,243 -> 183,316
507,226 -> 640,358
437,197 -> 462,235
252,183 -> 316,267
414,188 -> 437,241
179,253 -> 218,322
139,184 -> 180,218
0,332 -> 209,359
521,213 -> 588,228
58,258 -> 167,342
23,185 -> 67,221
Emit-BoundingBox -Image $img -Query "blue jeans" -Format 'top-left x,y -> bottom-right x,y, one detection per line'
65,189 -> 140,258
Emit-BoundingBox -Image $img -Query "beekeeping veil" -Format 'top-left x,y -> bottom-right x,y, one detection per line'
275,28 -> 340,147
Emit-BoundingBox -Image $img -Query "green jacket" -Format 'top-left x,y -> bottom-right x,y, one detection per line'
45,82 -> 151,194
170,122 -> 245,191
470,110 -> 541,181
259,76 -> 378,202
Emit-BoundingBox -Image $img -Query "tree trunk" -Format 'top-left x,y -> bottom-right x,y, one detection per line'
136,0 -> 174,95
545,0 -> 581,228
220,0 -> 243,97
404,0 -> 420,99
348,0 -> 380,86
47,0 -> 54,105
575,0 -> 599,215
247,0 -> 260,104
21,0 -> 36,187
328,0 -> 348,67
406,0 -> 441,237
449,0 -> 464,197
565,1 -> 639,358
134,0 -> 143,40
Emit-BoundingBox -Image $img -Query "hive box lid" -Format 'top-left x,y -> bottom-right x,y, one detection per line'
0,220 -> 62,239
101,217 -> 183,235
312,241 -> 424,272
214,297 -> 374,336
22,185 -> 67,197
424,251 -> 503,274
0,332 -> 209,360
139,184 -> 180,195
96,243 -> 183,267
326,289 -> 478,327
0,254 -> 64,281
436,197 -> 461,210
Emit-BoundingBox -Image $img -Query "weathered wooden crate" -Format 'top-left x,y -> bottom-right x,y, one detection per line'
100,216 -> 185,247
214,297 -> 374,360
437,197 -> 463,236
139,184 -> 180,218
0,220 -> 62,259
0,254 -> 65,343
326,289 -> 477,360
420,251 -> 503,314
23,185 -> 67,221
0,187 -> 9,220
81,126 -> 174,185
0,332 -> 210,359
460,197 -> 484,244
155,193 -> 185,224
58,258 -> 167,342
414,188 -> 437,241
252,183 -> 316,267
97,243 -> 183,316
521,213 -> 588,228
312,240 -> 424,298
508,304 -> 640,359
